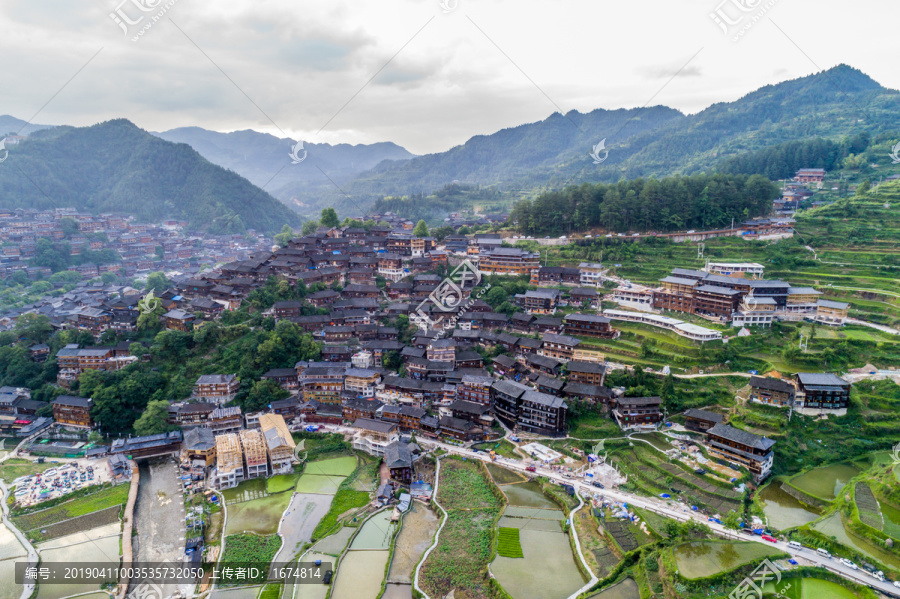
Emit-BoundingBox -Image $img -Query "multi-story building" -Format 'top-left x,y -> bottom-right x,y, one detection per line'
344,368 -> 381,398
518,390 -> 567,436
692,285 -> 742,319
208,406 -> 243,434
611,397 -> 662,428
239,428 -> 269,479
815,300 -> 849,325
214,433 -> 244,489
194,374 -> 240,403
530,266 -> 580,286
749,377 -> 796,407
794,168 -> 826,184
578,262 -> 605,287
516,289 -> 561,314
706,262 -> 765,278
795,373 -> 850,410
181,427 -> 216,469
540,333 -> 580,361
351,418 -> 399,456
563,314 -> 617,339
683,408 -> 725,432
478,247 -> 540,275
490,380 -> 530,430
259,413 -> 295,474
706,423 -> 775,482
52,395 -> 93,429
457,374 -> 493,405
565,361 -> 605,386
426,339 -> 456,363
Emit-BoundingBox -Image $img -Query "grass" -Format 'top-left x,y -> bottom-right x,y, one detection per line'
11,483 -> 129,531
256,583 -> 282,599
310,488 -> 370,540
265,474 -> 299,494
0,458 -> 54,482
302,456 -> 357,477
497,527 -> 524,558
225,488 -> 294,536
294,474 -> 344,495
420,458 -> 504,599
220,533 -> 282,583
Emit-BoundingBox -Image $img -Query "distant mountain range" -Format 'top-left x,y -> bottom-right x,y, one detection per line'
153,127 -> 415,213
0,115 -> 53,137
3,64 -> 898,227
158,65 -> 899,219
0,119 -> 299,234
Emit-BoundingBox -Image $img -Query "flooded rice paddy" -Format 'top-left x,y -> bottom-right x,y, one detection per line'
587,578 -> 639,599
330,550 -> 389,599
788,463 -> 861,501
388,502 -> 439,583
672,541 -> 782,579
757,482 -> 820,530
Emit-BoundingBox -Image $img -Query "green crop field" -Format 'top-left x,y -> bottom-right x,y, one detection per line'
11,483 -> 130,532
497,527 -> 524,558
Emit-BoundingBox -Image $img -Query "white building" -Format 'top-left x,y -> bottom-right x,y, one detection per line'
705,262 -> 765,278
578,262 -> 605,287
603,309 -> 723,342
612,284 -> 654,312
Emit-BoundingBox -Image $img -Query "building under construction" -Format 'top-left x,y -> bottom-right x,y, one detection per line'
259,413 -> 296,474
240,428 -> 269,479
214,433 -> 244,489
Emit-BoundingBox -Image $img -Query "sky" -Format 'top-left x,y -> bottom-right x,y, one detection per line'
0,0 -> 896,155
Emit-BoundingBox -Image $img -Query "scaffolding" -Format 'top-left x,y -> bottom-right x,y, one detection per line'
215,433 -> 243,475
240,428 -> 269,478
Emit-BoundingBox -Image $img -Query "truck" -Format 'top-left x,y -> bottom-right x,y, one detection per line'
305,425 -> 320,432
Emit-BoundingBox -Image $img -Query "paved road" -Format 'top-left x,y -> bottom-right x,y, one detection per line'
0,481 -> 38,599
415,437 -> 900,596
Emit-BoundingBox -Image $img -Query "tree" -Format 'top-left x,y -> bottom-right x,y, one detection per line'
244,380 -> 289,412
301,219 -> 319,235
722,510 -> 742,531
154,245 -> 164,260
413,220 -> 429,237
15,313 -> 53,343
274,224 -> 294,247
133,400 -> 175,436
320,207 -> 339,228
856,179 -> 871,196
145,271 -> 171,294
59,217 -> 79,237
137,302 -> 166,331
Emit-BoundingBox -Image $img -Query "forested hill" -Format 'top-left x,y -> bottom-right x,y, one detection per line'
0,119 -> 300,234
510,173 -> 779,236
336,65 -> 900,218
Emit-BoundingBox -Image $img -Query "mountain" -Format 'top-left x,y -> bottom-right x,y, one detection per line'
0,119 -> 299,234
0,115 -> 54,137
154,127 -> 415,214
330,65 -> 900,219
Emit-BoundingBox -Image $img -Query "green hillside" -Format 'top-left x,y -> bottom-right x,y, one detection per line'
0,119 -> 300,234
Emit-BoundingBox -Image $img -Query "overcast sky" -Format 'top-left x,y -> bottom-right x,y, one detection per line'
0,0 -> 895,155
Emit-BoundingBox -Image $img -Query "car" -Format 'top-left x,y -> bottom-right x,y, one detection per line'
322,570 -> 333,584
893,580 -> 900,589
526,465 -> 536,472
840,558 -> 858,570
591,481 -> 604,489
761,535 -> 777,543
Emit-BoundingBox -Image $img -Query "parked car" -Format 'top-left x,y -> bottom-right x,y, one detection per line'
761,535 -> 777,543
591,481 -> 604,489
526,465 -> 536,472
840,558 -> 858,570
323,570 -> 333,584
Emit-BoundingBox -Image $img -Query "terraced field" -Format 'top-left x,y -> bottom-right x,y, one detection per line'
12,484 -> 129,532
855,482 -> 883,530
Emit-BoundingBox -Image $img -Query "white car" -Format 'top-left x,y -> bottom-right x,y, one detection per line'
840,558 -> 858,570
893,580 -> 900,589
